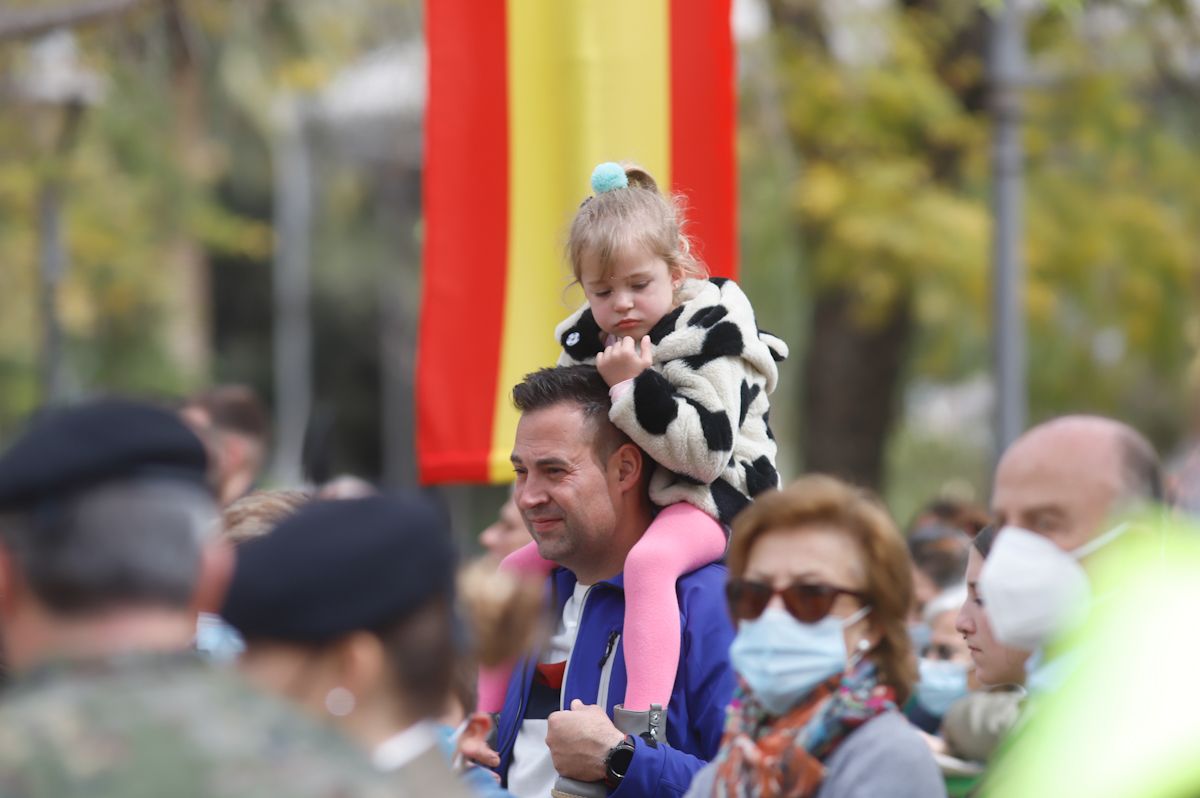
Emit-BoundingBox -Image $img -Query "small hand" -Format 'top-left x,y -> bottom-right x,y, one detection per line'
458,711 -> 500,769
596,335 -> 653,387
918,729 -> 947,756
546,699 -> 626,782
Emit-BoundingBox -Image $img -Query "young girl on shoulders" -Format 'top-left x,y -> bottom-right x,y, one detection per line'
480,161 -> 788,736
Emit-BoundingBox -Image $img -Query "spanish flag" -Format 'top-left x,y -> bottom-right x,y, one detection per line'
418,0 -> 737,485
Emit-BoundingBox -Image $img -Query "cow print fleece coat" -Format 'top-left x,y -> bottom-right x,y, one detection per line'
555,277 -> 788,525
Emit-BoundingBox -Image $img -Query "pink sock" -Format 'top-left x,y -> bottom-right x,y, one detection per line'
622,503 -> 726,711
476,541 -> 556,713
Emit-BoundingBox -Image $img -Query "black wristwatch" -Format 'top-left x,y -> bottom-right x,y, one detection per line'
603,734 -> 637,789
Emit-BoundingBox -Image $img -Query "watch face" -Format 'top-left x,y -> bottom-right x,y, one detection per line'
608,741 -> 635,778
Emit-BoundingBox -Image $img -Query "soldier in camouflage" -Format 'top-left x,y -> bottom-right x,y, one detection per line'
0,399 -> 397,797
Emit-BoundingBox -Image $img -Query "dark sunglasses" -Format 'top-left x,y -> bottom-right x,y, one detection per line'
726,578 -> 866,623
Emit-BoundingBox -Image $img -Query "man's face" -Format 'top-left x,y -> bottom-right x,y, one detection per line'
991,422 -> 1123,554
510,404 -> 618,573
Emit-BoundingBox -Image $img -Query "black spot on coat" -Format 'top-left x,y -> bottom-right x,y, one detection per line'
683,322 -> 744,371
711,478 -> 750,525
560,309 -> 605,361
683,398 -> 732,453
648,306 -> 686,345
743,455 -> 779,497
739,381 -> 761,428
632,370 -> 679,435
688,304 -> 729,329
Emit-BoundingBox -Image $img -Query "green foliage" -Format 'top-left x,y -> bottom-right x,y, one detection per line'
0,0 -> 416,439
775,5 -> 991,347
760,0 -> 1200,508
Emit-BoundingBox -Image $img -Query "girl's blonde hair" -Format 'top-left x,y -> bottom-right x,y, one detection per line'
567,163 -> 709,285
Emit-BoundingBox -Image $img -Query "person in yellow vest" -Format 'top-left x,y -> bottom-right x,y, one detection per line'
980,520 -> 1199,797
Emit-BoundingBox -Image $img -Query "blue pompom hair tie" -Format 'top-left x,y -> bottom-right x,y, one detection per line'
591,162 -> 628,194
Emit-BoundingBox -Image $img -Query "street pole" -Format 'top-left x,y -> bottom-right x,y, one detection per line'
37,177 -> 66,404
271,96 -> 313,487
990,0 -> 1027,459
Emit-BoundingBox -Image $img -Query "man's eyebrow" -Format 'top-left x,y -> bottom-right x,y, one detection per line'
1023,504 -> 1066,517
533,457 -> 570,468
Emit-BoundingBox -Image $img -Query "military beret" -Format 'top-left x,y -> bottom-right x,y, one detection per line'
0,398 -> 209,510
221,494 -> 457,643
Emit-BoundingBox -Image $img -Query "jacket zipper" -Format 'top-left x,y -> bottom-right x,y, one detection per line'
596,630 -> 621,707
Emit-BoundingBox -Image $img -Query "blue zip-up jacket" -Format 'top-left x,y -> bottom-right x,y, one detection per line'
494,563 -> 736,798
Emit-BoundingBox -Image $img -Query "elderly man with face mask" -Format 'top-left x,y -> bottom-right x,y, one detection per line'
975,415 -> 1167,797
977,415 -> 1163,692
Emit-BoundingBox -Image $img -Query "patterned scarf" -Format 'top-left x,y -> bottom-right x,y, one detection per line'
711,661 -> 897,798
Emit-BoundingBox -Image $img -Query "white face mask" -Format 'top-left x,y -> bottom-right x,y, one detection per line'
979,523 -> 1128,652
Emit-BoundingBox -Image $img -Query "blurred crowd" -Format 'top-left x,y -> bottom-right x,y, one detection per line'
0,379 -> 1197,798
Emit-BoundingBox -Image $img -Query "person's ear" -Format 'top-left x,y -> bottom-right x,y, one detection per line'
852,618 -> 884,654
670,260 -> 684,291
224,434 -> 248,472
191,536 -> 235,615
0,541 -> 22,617
336,631 -> 387,699
609,442 -> 645,494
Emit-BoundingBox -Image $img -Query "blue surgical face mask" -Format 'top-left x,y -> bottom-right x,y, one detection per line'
915,658 -> 969,716
729,605 -> 871,716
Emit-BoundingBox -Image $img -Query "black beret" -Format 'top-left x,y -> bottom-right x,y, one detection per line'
0,398 -> 209,510
221,494 -> 457,643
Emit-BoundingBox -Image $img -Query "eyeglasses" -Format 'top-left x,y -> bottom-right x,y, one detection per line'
725,578 -> 866,623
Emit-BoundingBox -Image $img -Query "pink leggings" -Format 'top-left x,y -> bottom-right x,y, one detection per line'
476,503 -> 726,713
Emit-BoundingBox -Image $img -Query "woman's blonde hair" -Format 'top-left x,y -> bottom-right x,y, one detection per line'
728,475 -> 918,705
567,163 -> 708,286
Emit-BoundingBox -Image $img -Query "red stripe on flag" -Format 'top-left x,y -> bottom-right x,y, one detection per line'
418,0 -> 508,483
669,0 -> 737,279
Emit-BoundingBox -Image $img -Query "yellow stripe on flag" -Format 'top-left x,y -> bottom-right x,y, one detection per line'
488,0 -> 672,481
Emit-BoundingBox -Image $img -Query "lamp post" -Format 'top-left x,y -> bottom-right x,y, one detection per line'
990,0 -> 1027,458
16,30 -> 103,405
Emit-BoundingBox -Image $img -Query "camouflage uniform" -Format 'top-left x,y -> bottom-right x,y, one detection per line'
0,650 -> 400,798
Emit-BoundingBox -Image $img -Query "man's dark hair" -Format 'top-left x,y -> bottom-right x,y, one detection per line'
187,385 -> 269,441
0,479 -> 215,616
1117,426 -> 1164,504
512,366 -> 631,460
907,524 -> 970,591
971,524 -> 998,559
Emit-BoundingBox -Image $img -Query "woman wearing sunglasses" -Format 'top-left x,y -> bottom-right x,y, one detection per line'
685,476 -> 945,798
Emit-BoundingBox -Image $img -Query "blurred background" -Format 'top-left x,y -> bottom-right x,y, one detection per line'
1,0 -> 1198,543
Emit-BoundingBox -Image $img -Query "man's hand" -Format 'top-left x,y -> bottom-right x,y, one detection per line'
546,699 -> 627,782
596,335 -> 653,387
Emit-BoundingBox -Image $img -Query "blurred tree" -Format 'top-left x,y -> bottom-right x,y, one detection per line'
760,0 -> 1200,491
0,0 -> 269,435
